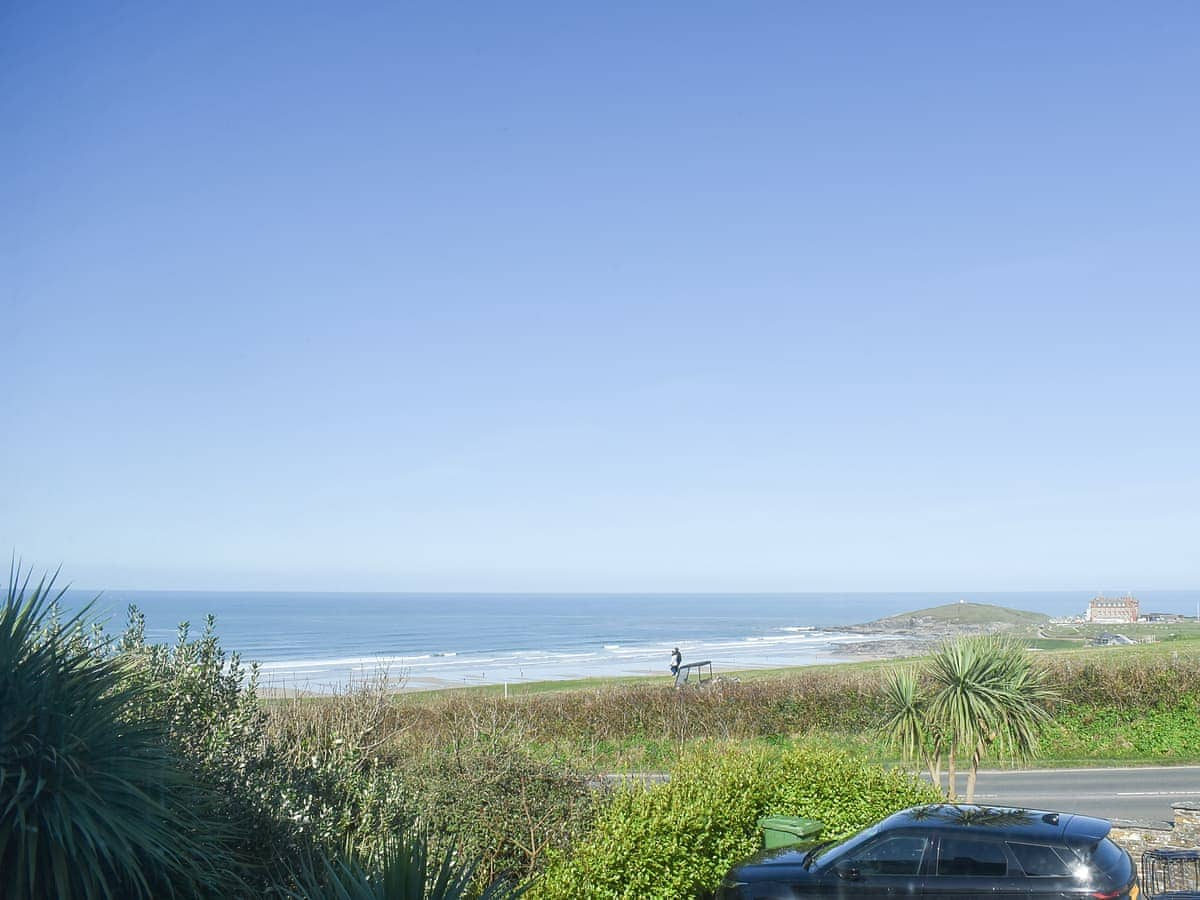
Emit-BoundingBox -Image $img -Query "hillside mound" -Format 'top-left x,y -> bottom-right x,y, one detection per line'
848,601 -> 1049,637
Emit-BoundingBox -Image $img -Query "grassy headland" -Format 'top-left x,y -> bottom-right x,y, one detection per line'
857,600 -> 1050,629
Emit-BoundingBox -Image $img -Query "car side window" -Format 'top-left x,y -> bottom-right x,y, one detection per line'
1007,842 -> 1076,877
936,837 -> 1008,877
846,835 -> 930,877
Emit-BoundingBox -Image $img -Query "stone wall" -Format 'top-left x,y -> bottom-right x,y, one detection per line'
1110,802 -> 1200,853
1110,802 -> 1200,891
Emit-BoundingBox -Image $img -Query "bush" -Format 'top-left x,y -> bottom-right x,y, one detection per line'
531,740 -> 939,900
1046,655 -> 1200,709
399,742 -> 596,888
266,694 -> 597,888
119,607 -> 322,891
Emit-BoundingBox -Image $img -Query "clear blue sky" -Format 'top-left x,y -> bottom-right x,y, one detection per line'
4,2 -> 1198,592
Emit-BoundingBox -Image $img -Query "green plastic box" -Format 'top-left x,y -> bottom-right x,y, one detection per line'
758,815 -> 823,849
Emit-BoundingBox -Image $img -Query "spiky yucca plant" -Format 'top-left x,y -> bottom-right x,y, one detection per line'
0,566 -> 233,899
294,827 -> 526,900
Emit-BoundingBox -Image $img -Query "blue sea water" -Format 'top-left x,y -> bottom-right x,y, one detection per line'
57,589 -> 1200,692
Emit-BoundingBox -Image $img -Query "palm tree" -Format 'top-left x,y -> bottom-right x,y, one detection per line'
927,636 -> 1055,802
964,641 -> 1055,801
881,637 -> 1057,802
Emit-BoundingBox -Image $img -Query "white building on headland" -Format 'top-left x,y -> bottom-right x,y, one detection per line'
1087,594 -> 1140,624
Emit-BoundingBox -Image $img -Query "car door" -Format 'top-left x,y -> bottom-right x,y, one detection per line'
824,832 -> 931,898
921,834 -> 1012,900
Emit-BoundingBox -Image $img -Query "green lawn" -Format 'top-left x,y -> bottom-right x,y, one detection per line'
403,635 -> 1200,701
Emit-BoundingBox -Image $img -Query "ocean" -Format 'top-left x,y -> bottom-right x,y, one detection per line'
57,589 -> 1200,692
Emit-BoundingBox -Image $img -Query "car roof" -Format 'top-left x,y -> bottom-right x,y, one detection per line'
881,804 -> 1111,847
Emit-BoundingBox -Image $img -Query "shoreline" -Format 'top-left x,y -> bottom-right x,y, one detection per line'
251,602 -> 1185,697
256,633 -> 935,698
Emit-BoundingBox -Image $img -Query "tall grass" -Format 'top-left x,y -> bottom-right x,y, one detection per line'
387,667 -> 891,753
262,647 -> 1200,772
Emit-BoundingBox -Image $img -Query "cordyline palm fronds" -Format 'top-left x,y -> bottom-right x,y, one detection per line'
929,636 -> 1055,801
881,667 -> 944,788
292,826 -> 526,900
881,636 -> 1057,802
0,563 -> 236,899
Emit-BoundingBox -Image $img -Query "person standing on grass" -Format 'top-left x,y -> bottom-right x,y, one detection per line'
669,646 -> 682,676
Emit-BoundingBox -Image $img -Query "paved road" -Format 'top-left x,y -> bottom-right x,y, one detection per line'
968,765 -> 1200,823
603,766 -> 1200,823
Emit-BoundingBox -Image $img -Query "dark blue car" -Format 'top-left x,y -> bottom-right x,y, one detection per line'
717,804 -> 1139,899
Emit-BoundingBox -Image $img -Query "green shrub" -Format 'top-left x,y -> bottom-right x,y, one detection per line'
1047,655 -> 1200,709
531,740 -> 939,900
393,742 -> 596,888
762,743 -> 943,840
119,607 -> 320,890
266,697 -> 597,889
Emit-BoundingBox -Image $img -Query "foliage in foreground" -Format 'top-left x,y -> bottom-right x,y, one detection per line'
3,564 -> 545,899
107,605 -> 557,897
119,608 -> 315,889
531,741 -> 939,900
0,569 -> 238,899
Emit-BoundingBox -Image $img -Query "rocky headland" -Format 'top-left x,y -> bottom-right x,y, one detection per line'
834,601 -> 1050,658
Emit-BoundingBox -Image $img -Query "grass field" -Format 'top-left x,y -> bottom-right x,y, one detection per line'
1041,621 -> 1200,642
403,632 -> 1200,700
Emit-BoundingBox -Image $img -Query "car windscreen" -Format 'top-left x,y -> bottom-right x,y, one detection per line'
808,823 -> 883,867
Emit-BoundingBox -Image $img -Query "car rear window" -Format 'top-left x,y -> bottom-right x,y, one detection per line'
1008,842 -> 1076,877
936,837 -> 1008,877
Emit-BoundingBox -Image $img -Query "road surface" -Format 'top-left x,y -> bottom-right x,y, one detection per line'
602,766 -> 1200,823
968,765 -> 1200,822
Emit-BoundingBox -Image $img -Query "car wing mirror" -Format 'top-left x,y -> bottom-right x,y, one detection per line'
836,863 -> 861,881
